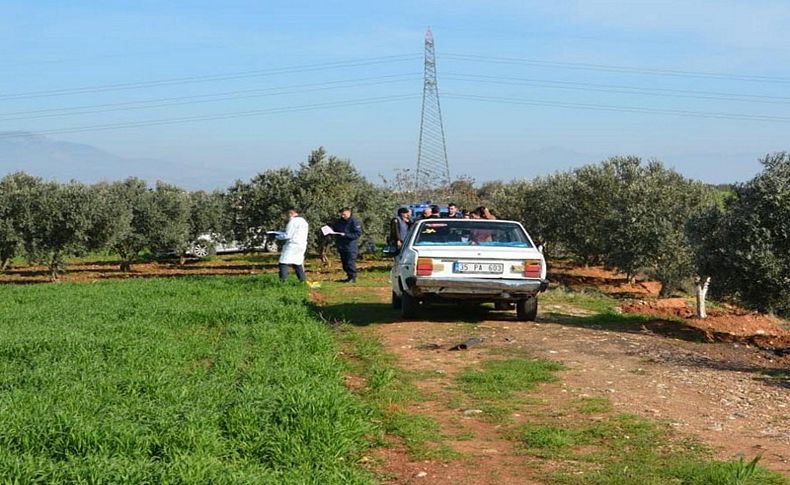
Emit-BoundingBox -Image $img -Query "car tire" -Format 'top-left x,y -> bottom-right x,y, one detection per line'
401,291 -> 418,319
494,301 -> 514,311
264,238 -> 279,253
516,297 -> 538,321
191,241 -> 215,258
392,291 -> 402,309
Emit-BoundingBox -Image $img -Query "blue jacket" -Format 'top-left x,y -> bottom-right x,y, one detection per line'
332,217 -> 363,251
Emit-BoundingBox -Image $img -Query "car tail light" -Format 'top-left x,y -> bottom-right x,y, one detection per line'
523,260 -> 542,278
416,258 -> 433,276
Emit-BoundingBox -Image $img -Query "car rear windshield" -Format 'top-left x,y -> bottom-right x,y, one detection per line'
413,221 -> 532,247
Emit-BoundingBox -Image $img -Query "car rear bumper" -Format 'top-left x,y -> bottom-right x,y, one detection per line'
404,276 -> 548,299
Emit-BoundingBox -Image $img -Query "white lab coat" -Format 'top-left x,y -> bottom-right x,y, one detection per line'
278,216 -> 309,265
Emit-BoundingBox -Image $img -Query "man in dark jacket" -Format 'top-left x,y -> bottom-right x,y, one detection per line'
447,203 -> 464,219
388,207 -> 412,253
331,207 -> 363,283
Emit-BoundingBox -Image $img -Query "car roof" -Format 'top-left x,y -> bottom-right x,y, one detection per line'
416,218 -> 517,223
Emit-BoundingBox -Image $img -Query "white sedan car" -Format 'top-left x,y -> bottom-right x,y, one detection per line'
187,230 -> 279,258
390,218 -> 548,321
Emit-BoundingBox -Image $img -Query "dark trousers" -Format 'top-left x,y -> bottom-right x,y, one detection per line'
279,263 -> 306,282
339,248 -> 357,280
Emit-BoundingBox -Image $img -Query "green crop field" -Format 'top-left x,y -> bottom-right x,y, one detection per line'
0,276 -> 372,484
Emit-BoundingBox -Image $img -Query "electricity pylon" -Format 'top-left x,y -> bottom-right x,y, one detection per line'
415,27 -> 451,194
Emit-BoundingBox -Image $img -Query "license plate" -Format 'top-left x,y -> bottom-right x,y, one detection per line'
453,262 -> 504,274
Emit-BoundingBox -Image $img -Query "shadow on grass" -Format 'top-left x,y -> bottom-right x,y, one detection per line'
544,311 -> 790,383
543,311 -> 710,343
314,301 -> 497,327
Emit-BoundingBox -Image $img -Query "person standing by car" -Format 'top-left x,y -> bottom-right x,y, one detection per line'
447,203 -> 463,219
331,207 -> 363,283
277,208 -> 309,282
418,207 -> 433,220
388,207 -> 412,253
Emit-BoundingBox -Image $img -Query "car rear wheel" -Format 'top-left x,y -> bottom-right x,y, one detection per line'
264,238 -> 279,253
192,241 -> 215,258
516,297 -> 538,321
401,291 -> 418,319
392,291 -> 402,309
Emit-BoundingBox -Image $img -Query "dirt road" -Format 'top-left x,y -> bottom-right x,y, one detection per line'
327,286 -> 790,483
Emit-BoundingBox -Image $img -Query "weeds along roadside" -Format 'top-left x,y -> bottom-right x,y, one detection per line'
0,275 -> 376,484
319,281 -> 788,484
450,348 -> 787,484
315,279 -> 461,464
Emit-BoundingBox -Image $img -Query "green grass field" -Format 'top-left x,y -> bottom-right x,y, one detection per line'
0,276 -> 373,484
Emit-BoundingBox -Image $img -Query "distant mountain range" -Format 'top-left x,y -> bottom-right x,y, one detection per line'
0,132 -> 248,190
0,132 -> 758,189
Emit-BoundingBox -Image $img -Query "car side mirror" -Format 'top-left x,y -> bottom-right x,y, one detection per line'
537,244 -> 545,254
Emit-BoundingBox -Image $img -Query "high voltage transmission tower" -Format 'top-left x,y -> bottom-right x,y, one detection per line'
415,28 -> 451,193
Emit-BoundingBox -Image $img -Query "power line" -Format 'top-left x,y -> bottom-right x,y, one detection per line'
443,93 -> 790,123
443,53 -> 790,84
0,94 -> 420,138
443,73 -> 790,104
0,74 -> 421,121
5,91 -> 786,140
5,72 -> 783,124
0,54 -> 421,100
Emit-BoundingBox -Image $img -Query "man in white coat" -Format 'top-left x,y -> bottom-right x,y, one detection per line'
277,208 -> 309,282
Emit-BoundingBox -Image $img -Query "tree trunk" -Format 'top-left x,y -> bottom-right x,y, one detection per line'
695,276 -> 711,319
0,257 -> 9,272
658,281 -> 672,298
120,260 -> 131,272
318,236 -> 330,267
49,253 -> 61,281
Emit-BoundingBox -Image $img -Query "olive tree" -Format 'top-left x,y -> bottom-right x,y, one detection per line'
1,173 -> 42,267
692,152 -> 790,314
111,178 -> 154,272
0,175 -> 24,270
228,168 -> 298,246
189,190 -> 231,243
148,182 -> 192,263
295,147 -> 392,254
12,180 -> 104,280
601,158 -> 715,295
85,181 -> 134,255
231,147 -> 392,260
492,173 -> 576,258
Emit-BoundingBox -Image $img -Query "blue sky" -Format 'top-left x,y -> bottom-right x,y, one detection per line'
2,0 -> 789,188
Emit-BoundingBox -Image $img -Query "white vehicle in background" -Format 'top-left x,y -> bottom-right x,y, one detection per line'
187,228 -> 279,258
390,218 -> 548,321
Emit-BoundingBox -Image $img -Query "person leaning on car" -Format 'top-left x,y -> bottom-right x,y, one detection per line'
331,207 -> 363,283
388,207 -> 412,251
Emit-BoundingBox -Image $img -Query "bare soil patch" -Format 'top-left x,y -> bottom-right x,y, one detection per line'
551,260 -> 790,354
548,260 -> 661,297
620,297 -> 790,358
370,312 -> 790,479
